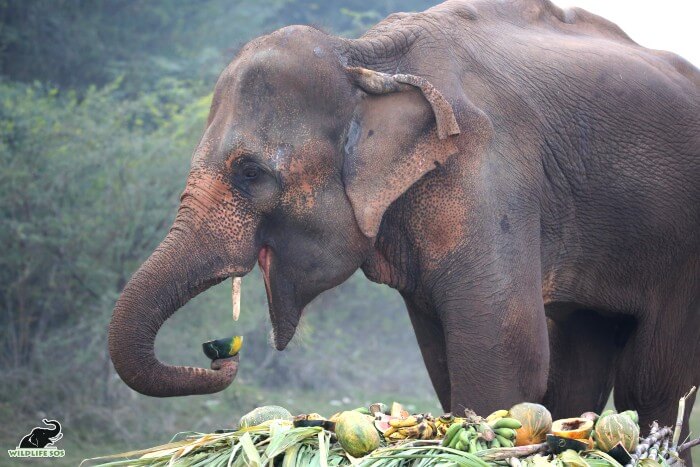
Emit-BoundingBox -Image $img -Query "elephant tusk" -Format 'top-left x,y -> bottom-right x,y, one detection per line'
232,277 -> 241,321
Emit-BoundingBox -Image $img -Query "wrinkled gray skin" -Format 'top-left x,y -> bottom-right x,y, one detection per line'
109,0 -> 699,460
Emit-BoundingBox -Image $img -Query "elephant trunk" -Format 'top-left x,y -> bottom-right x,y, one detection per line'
108,226 -> 239,397
43,419 -> 60,437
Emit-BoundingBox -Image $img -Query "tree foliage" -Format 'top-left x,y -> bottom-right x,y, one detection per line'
0,1 -> 442,463
0,0 -> 433,93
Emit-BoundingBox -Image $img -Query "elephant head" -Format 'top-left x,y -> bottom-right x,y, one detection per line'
108,26 -> 488,397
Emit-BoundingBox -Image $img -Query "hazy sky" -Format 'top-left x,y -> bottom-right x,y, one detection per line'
556,0 -> 699,66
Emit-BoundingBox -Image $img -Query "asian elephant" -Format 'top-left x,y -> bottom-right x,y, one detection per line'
18,419 -> 62,449
108,0 -> 699,454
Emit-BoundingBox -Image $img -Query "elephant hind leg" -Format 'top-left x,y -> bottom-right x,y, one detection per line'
613,302 -> 700,464
543,305 -> 631,419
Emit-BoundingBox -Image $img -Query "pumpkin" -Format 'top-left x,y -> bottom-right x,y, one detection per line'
594,413 -> 639,452
551,417 -> 594,440
509,402 -> 553,446
238,405 -> 292,428
335,411 -> 380,458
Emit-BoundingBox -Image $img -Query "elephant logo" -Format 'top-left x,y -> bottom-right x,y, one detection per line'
7,419 -> 65,458
17,419 -> 63,448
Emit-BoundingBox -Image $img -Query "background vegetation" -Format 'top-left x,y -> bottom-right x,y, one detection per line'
0,1 -> 696,465
0,1 -> 440,465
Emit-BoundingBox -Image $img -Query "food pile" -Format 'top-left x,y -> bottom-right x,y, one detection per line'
84,389 -> 698,466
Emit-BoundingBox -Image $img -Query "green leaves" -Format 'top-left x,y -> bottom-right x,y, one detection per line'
0,80 -> 215,455
264,426 -> 322,459
0,2 -> 444,462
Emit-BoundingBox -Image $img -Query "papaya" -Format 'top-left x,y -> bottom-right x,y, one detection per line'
335,411 -> 380,458
238,405 -> 292,428
551,417 -> 594,440
509,402 -> 553,446
594,413 -> 639,452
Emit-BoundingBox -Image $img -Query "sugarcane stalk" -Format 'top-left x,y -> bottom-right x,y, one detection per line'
635,422 -> 659,457
660,438 -> 669,461
672,386 -> 696,450
648,441 -> 660,460
666,451 -> 683,467
656,427 -> 672,441
632,422 -> 671,459
632,425 -> 674,465
477,443 -> 547,461
678,437 -> 700,453
405,440 -> 441,446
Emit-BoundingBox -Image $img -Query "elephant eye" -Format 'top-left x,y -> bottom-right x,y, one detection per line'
230,158 -> 279,206
243,166 -> 259,180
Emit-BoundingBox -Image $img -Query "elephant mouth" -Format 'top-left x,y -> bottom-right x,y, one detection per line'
257,244 -> 303,350
258,245 -> 273,307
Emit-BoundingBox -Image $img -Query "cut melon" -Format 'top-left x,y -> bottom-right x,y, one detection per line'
551,417 -> 594,440
594,413 -> 639,452
238,405 -> 292,428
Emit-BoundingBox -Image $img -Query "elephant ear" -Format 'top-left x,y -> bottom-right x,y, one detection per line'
342,67 -> 482,238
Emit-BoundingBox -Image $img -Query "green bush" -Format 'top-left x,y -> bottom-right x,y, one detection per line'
0,75 -> 435,465
0,3 -> 442,463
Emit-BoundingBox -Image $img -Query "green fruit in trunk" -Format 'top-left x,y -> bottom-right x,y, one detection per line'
238,405 -> 292,428
202,336 -> 243,360
594,413 -> 640,452
335,411 -> 380,458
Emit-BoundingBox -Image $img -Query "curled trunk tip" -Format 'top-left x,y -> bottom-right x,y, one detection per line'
108,231 -> 240,397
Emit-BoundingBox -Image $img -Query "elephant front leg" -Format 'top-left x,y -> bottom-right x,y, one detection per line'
404,294 -> 451,411
440,276 -> 549,414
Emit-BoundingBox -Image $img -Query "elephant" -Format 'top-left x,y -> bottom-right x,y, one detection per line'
18,419 -> 62,449
108,0 -> 699,458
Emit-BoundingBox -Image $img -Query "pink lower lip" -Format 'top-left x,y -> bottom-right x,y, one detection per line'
258,246 -> 272,305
